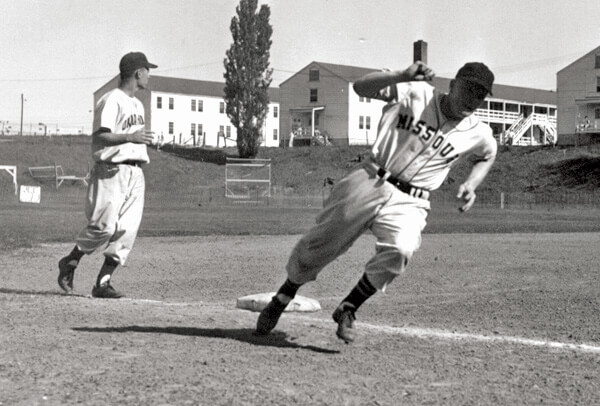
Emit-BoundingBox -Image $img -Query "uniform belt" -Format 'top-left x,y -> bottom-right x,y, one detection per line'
374,166 -> 430,200
119,160 -> 143,167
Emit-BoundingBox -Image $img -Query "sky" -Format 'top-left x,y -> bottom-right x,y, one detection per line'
1,0 -> 599,134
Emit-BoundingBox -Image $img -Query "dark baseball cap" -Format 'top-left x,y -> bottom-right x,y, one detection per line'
456,62 -> 494,95
119,52 -> 158,74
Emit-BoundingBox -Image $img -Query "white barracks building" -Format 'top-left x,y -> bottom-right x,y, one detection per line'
94,41 -> 557,148
93,75 -> 281,148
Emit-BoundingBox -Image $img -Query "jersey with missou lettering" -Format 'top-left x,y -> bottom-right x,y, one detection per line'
91,88 -> 150,163
369,81 -> 496,191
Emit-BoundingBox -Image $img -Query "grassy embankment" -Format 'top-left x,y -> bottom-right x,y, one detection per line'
1,136 -> 599,251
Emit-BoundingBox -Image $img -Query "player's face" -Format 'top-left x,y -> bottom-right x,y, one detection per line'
136,68 -> 150,89
447,79 -> 488,119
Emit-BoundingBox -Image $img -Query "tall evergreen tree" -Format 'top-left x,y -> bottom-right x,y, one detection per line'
223,0 -> 273,158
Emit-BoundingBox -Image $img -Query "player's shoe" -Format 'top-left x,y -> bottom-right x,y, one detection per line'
57,257 -> 76,294
332,302 -> 357,344
91,282 -> 124,299
255,295 -> 288,335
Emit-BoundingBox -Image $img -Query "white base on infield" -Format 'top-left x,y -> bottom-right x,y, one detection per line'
236,292 -> 321,313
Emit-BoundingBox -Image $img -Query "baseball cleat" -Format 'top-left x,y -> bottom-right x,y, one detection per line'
255,296 -> 288,335
57,257 -> 76,294
332,302 -> 357,344
91,282 -> 124,299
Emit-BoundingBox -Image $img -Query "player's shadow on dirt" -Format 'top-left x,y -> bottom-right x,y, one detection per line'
73,325 -> 340,354
0,287 -> 86,297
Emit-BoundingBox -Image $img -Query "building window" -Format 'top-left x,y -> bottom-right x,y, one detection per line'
191,123 -> 196,136
309,69 -> 319,81
549,108 -> 556,116
197,124 -> 203,136
219,125 -> 224,136
505,103 -> 519,112
220,102 -> 225,114
273,129 -> 278,141
596,108 -> 600,119
366,98 -> 371,103
198,100 -> 203,112
169,97 -> 174,110
157,97 -> 162,109
310,89 -> 318,102
366,116 -> 371,130
226,126 -> 231,138
490,102 -> 503,111
359,96 -> 364,102
534,106 -> 548,114
597,77 -> 600,92
273,106 -> 278,118
359,116 -> 364,129
168,122 -> 174,135
596,55 -> 600,69
191,100 -> 196,111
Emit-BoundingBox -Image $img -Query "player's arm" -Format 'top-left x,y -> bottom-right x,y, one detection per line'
353,61 -> 435,98
92,127 -> 154,146
456,157 -> 495,212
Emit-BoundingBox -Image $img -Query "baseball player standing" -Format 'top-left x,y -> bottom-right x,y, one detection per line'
256,61 -> 497,343
57,52 -> 157,298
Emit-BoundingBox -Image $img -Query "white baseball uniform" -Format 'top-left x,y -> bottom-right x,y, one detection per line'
76,88 -> 148,265
286,81 -> 497,291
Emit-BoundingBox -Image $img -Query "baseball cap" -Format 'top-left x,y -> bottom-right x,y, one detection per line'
119,52 -> 158,74
456,62 -> 494,95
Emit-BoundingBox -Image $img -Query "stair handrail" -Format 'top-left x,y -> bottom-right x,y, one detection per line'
510,114 -> 533,145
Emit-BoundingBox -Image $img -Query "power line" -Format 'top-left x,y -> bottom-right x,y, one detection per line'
0,50 -> 585,84
0,61 -> 224,83
0,75 -> 111,83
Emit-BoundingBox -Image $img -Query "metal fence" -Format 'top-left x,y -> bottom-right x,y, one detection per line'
2,182 -> 600,211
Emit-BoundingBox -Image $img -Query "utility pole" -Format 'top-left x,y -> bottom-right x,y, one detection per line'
20,93 -> 24,136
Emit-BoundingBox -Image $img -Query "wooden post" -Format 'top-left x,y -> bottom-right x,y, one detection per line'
54,162 -> 59,190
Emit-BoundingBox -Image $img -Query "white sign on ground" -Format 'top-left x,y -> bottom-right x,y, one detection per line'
19,185 -> 41,203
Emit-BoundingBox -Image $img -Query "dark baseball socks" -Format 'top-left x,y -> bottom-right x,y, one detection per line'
339,273 -> 377,311
95,256 -> 119,287
275,273 -> 377,310
64,245 -> 85,268
274,278 -> 303,304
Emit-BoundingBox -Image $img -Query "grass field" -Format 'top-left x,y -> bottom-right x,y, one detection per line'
1,135 -> 599,251
1,136 -> 600,404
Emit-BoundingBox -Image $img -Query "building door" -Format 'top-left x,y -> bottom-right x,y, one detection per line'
521,105 -> 532,118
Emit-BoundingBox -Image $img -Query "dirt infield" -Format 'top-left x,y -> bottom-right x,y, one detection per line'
2,233 -> 600,405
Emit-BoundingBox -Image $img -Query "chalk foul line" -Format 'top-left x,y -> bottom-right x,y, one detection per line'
112,297 -> 600,355
290,314 -> 600,354
356,321 -> 600,354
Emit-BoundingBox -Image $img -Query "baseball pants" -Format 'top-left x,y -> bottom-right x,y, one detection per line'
286,162 -> 430,292
76,162 -> 145,265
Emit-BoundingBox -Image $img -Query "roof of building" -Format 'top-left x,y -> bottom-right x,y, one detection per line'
95,62 -> 555,107
557,44 -> 600,74
149,75 -> 280,102
94,75 -> 280,102
281,61 -> 556,105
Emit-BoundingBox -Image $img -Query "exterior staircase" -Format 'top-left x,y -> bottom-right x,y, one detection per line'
503,114 -> 557,146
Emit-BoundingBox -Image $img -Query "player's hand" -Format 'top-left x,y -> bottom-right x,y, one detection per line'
129,130 -> 155,145
456,183 -> 476,212
405,61 -> 435,82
